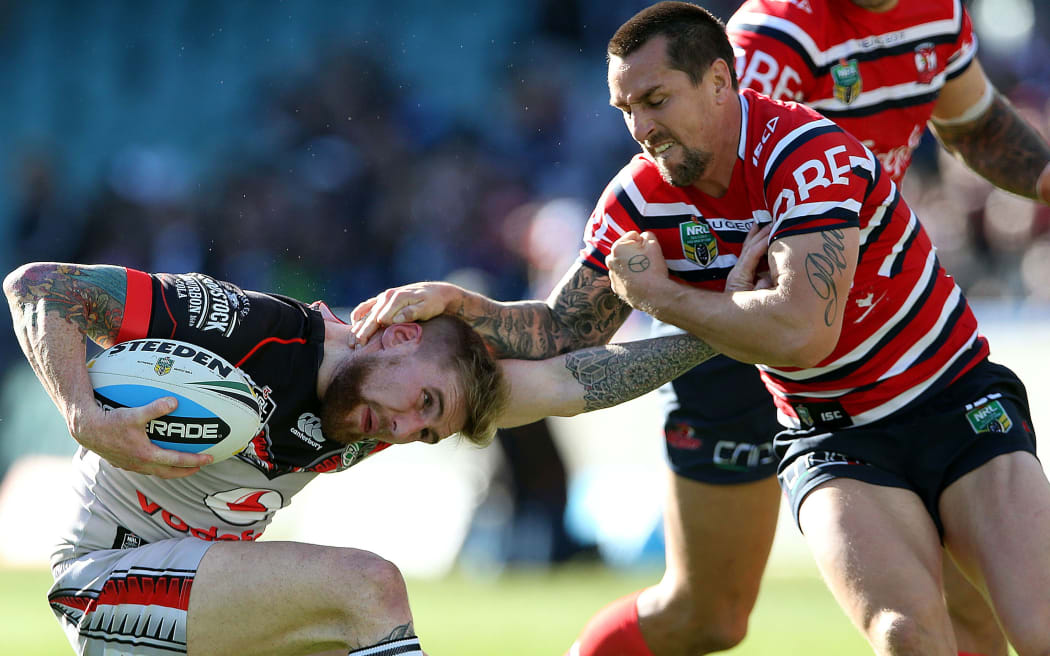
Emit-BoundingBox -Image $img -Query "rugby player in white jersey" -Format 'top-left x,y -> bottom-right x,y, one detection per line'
5,260 -> 720,656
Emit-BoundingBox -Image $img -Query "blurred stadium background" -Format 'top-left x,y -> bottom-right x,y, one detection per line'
0,0 -> 1047,653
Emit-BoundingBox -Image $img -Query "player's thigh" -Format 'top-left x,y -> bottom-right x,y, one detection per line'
940,451 -> 1050,650
800,478 -> 953,645
187,540 -> 409,656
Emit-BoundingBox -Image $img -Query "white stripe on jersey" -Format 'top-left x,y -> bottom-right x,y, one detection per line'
619,171 -> 702,217
807,75 -> 949,112
849,326 -> 980,424
946,34 -> 978,73
878,283 -> 963,380
738,94 -> 750,160
765,324 -> 980,426
762,117 -> 839,180
761,247 -> 940,381
772,198 -> 862,233
727,0 -> 964,69
878,207 -> 919,277
588,212 -> 628,252
860,182 -> 897,245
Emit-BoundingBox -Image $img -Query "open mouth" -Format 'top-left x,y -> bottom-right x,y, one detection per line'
362,407 -> 376,434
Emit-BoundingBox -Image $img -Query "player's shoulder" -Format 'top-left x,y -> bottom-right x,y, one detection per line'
742,89 -> 839,159
597,154 -> 687,211
740,89 -> 875,189
728,0 -> 826,37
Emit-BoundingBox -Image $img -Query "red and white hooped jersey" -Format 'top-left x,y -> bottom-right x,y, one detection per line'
579,89 -> 988,430
727,0 -> 976,181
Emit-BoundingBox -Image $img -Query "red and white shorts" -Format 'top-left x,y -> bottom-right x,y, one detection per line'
48,538 -> 214,656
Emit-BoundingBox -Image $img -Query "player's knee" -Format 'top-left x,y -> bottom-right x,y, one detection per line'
868,610 -> 939,654
328,548 -> 412,625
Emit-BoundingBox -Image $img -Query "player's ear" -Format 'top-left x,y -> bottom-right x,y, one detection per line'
709,58 -> 733,100
380,322 -> 423,349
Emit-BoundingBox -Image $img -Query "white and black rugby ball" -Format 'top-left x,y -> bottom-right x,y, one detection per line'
88,339 -> 264,463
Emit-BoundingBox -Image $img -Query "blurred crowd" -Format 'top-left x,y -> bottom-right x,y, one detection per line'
3,0 -> 1050,563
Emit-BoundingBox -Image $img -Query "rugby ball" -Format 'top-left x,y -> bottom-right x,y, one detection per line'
87,339 -> 264,463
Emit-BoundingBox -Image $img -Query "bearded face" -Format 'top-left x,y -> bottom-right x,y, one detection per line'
318,352 -> 379,444
653,140 -> 714,187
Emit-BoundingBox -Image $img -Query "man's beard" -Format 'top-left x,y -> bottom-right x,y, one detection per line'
655,145 -> 711,187
319,353 -> 380,444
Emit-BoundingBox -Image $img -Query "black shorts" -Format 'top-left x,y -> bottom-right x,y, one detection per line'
776,359 -> 1038,537
659,353 -> 780,484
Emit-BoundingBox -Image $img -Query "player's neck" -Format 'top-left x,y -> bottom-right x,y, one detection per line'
692,93 -> 741,198
847,0 -> 899,12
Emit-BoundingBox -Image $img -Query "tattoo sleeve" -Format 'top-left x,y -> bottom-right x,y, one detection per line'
564,333 -> 718,412
6,263 -> 128,347
932,93 -> 1050,200
458,265 -> 633,360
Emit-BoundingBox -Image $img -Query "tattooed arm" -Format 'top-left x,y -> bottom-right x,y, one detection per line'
930,59 -> 1050,204
351,263 -> 633,359
606,228 -> 858,368
4,262 -> 210,477
496,332 -> 718,428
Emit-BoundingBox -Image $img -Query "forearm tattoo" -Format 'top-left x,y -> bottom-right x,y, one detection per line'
934,94 -> 1050,200
564,333 -> 718,412
460,267 -> 632,359
8,264 -> 127,345
804,230 -> 848,326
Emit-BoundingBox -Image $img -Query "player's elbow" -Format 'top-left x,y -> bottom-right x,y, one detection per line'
767,324 -> 839,368
3,262 -> 50,304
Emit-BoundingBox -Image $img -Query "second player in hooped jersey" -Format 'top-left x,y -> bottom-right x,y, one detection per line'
728,0 -> 976,180
580,87 -> 988,431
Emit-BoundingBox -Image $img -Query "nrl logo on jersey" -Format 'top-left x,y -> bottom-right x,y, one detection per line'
680,220 -> 718,268
831,59 -> 861,105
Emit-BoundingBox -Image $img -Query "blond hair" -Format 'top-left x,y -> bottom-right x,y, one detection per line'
422,315 -> 508,447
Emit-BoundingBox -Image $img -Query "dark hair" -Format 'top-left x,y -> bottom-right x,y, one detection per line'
421,315 -> 508,447
608,1 -> 738,90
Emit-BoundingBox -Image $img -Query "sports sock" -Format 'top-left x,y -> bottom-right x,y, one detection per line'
347,636 -> 423,655
566,590 -> 654,656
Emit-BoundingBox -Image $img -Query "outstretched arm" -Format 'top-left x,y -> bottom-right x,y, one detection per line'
497,332 -> 718,428
352,263 -> 633,359
4,262 -> 210,477
930,59 -> 1050,204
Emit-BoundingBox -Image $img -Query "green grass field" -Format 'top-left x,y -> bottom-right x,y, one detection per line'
2,563 -> 870,655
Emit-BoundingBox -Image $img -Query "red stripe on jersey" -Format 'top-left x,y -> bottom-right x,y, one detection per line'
116,268 -> 154,343
235,336 -> 308,368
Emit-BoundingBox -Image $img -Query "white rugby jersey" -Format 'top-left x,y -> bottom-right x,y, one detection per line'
579,89 -> 988,430
728,0 -> 976,181
53,270 -> 391,566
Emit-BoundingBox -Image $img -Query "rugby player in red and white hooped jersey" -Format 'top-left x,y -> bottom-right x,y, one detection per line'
597,3 -> 1050,655
349,3 -> 1050,656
